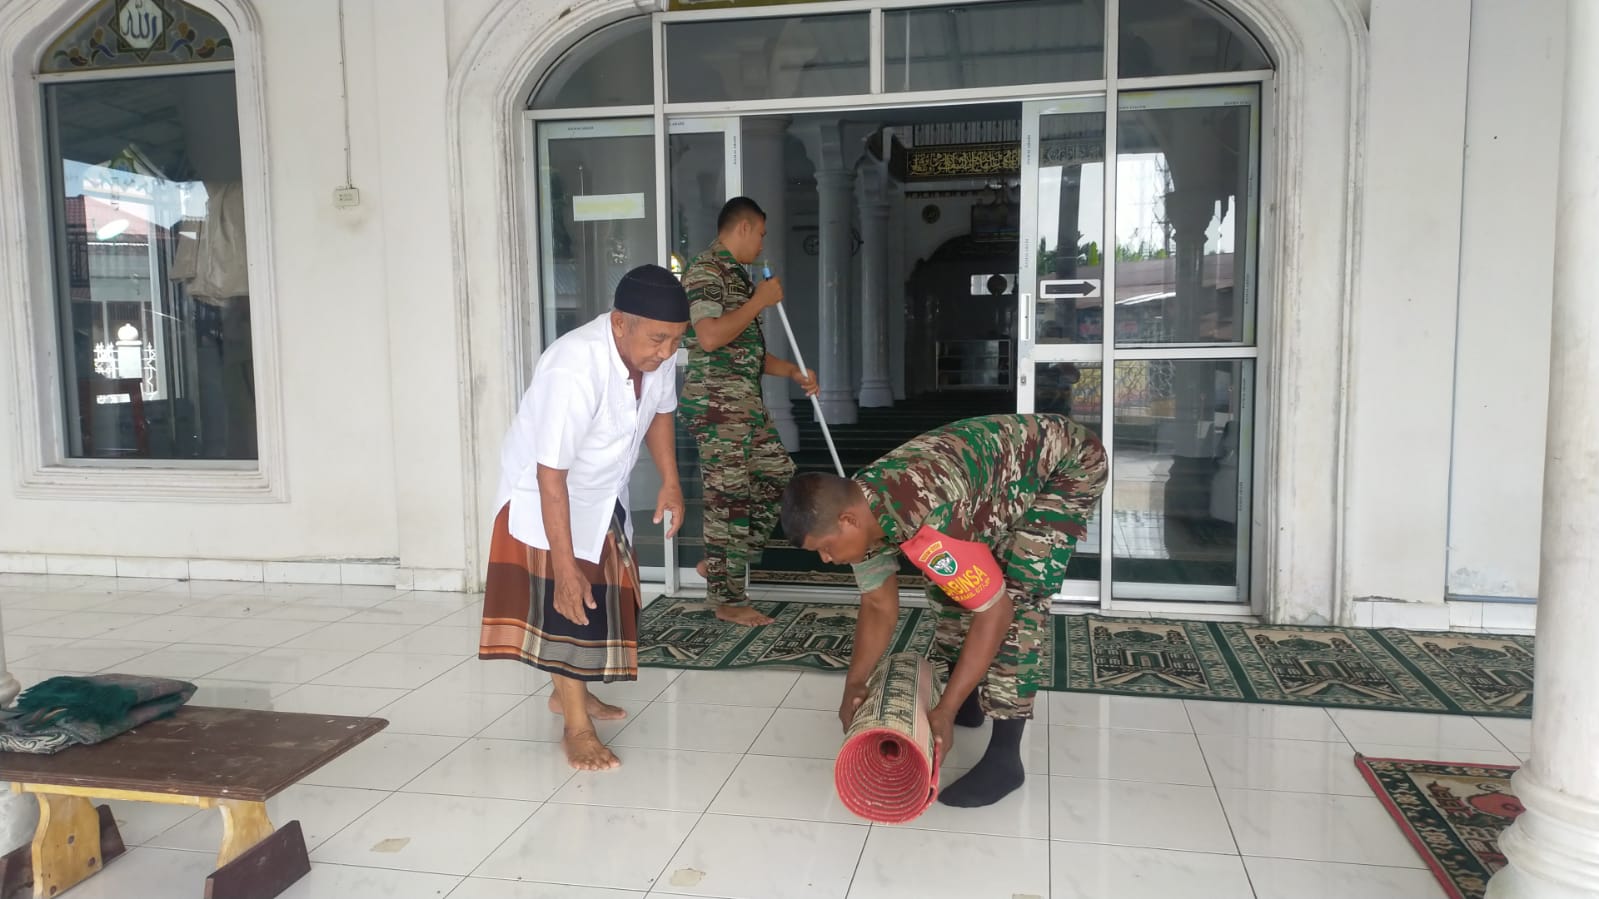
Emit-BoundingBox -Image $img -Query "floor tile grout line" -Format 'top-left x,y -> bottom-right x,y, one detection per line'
1239,848 -> 1265,898
1474,716 -> 1526,759
1236,852 -> 1444,870
1179,696 -> 1252,885
311,733 -> 547,885
458,794 -> 549,884
631,700 -> 780,895
1044,709 -> 1054,891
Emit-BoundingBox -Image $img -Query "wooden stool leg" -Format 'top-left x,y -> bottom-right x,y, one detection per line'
216,801 -> 274,868
205,820 -> 310,899
0,803 -> 124,899
30,795 -> 114,898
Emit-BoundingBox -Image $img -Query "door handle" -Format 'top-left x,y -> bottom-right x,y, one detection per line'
1018,292 -> 1032,343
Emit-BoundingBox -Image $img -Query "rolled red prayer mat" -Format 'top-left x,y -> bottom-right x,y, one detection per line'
833,652 -> 944,824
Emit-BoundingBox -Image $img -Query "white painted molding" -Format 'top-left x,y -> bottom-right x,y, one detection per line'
1348,596 -> 1538,634
0,0 -> 288,503
0,552 -> 437,589
395,567 -> 471,594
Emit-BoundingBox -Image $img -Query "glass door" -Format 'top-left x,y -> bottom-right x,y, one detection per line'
533,116 -> 742,589
1107,86 -> 1260,606
536,119 -> 659,344
660,117 -> 742,592
1019,96 -> 1108,605
1019,86 -> 1262,609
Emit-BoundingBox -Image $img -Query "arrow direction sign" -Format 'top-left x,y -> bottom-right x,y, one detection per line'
1040,279 -> 1102,299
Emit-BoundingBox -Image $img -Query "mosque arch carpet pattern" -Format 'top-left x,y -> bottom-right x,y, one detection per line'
636,598 -> 1534,718
1356,756 -> 1522,899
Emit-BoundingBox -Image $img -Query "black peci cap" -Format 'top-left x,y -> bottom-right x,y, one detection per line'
613,264 -> 690,323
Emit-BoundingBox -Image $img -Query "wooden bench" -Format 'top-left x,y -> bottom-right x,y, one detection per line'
0,706 -> 386,899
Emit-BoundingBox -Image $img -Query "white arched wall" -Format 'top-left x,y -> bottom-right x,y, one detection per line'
0,0 -> 420,577
0,0 -> 481,589
447,0 -> 1370,625
0,0 -> 288,506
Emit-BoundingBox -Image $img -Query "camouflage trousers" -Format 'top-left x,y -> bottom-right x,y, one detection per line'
927,439 -> 1109,720
688,409 -> 797,605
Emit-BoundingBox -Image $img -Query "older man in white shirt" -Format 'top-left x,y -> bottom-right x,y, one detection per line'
480,264 -> 689,771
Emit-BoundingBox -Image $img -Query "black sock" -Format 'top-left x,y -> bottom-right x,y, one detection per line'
938,718 -> 1027,808
954,689 -> 984,728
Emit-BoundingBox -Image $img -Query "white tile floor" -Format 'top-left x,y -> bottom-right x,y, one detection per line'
0,573 -> 1535,899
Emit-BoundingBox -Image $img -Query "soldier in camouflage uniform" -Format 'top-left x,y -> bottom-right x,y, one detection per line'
779,413 -> 1107,808
681,197 -> 819,627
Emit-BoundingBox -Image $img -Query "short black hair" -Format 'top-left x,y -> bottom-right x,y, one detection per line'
780,472 -> 857,544
717,196 -> 766,234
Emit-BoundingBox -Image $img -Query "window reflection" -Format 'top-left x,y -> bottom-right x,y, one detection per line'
538,125 -> 658,340
1119,0 -> 1270,78
1115,95 -> 1256,344
885,0 -> 1105,92
531,17 -> 653,110
49,72 -> 257,460
1034,109 -> 1107,345
666,15 -> 870,103
1111,358 -> 1250,587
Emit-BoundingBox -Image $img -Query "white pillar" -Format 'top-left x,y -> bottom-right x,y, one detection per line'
856,162 -> 894,409
0,603 -> 38,854
888,180 -> 908,402
1487,4 -> 1599,897
814,166 -> 858,425
741,116 -> 800,451
793,119 -> 869,426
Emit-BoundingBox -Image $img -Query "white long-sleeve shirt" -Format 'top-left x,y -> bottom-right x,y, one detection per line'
495,312 -> 678,562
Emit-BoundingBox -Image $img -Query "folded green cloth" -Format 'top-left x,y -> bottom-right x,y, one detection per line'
0,674 -> 197,754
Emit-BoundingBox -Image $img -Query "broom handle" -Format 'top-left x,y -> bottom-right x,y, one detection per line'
773,301 -> 845,477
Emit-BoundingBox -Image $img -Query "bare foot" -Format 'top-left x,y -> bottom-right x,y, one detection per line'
562,729 -> 621,771
716,604 -> 775,627
547,694 -> 628,720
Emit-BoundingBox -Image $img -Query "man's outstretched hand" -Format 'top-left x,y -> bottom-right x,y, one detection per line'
654,483 -> 685,538
838,681 -> 868,732
926,705 -> 955,761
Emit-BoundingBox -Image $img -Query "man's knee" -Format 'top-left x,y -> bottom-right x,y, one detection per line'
978,679 -> 1038,720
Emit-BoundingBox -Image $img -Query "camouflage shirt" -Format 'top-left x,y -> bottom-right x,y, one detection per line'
850,414 -> 1098,592
680,241 -> 766,419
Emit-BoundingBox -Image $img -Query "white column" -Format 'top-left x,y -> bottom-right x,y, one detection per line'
741,116 -> 800,451
0,604 -> 38,854
794,119 -> 869,426
888,181 -> 908,401
1487,4 -> 1599,897
856,163 -> 893,408
815,166 -> 858,424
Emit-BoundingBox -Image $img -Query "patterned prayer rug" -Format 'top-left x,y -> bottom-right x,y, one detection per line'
1356,756 -> 1522,899
1056,617 -> 1535,717
635,598 -> 935,671
636,599 -> 1535,717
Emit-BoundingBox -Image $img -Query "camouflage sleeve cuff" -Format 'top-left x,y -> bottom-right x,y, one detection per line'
689,299 -> 725,324
851,551 -> 900,594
